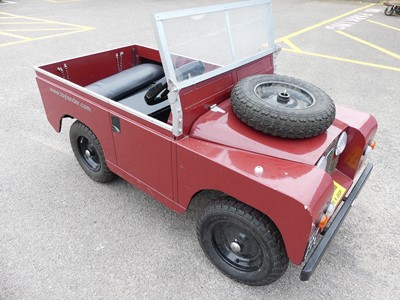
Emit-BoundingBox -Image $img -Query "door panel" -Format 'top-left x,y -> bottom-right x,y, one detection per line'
111,115 -> 174,200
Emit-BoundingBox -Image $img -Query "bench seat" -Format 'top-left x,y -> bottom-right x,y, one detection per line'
85,63 -> 164,100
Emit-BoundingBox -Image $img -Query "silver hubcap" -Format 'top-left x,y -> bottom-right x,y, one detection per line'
85,149 -> 91,158
230,241 -> 242,253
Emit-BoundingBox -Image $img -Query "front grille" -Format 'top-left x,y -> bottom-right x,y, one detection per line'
325,138 -> 339,174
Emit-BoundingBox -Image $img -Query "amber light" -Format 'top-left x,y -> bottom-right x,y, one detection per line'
364,140 -> 377,155
318,214 -> 329,230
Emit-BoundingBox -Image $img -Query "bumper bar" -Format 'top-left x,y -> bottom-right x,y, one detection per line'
300,163 -> 373,281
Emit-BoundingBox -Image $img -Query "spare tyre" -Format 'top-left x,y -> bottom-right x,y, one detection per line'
231,74 -> 336,139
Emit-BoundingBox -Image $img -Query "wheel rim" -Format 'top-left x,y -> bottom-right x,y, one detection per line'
211,221 -> 264,272
254,81 -> 315,109
77,136 -> 101,171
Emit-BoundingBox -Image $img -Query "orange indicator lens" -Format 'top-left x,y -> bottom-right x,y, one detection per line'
318,214 -> 329,230
369,140 -> 376,150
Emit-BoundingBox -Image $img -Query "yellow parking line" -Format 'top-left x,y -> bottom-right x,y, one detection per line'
0,12 -> 94,29
0,22 -> 48,25
0,28 -> 91,48
0,31 -> 32,40
283,48 -> 400,72
367,19 -> 400,32
282,39 -> 302,52
0,12 -> 95,47
2,28 -> 78,32
336,30 -> 400,61
276,3 -> 375,43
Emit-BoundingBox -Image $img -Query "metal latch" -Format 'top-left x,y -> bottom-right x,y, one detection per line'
210,104 -> 226,113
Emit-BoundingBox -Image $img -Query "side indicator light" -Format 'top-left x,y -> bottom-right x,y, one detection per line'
364,140 -> 377,155
318,214 -> 329,230
369,140 -> 376,150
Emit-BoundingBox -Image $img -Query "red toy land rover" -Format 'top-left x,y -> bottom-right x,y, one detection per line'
35,0 -> 377,285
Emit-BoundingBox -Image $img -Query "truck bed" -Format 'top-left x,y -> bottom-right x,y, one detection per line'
36,44 -> 173,124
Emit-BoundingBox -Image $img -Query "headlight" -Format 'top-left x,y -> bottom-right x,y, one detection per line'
316,156 -> 327,170
335,132 -> 348,156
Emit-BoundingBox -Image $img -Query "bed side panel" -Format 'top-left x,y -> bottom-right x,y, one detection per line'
35,74 -> 117,164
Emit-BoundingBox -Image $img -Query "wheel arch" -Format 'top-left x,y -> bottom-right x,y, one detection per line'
196,195 -> 289,285
56,114 -> 74,132
69,120 -> 116,183
188,188 -> 288,249
177,140 -> 334,265
184,186 -> 313,265
58,114 -> 118,168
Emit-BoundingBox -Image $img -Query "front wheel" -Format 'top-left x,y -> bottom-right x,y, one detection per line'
196,197 -> 289,285
385,6 -> 394,16
70,121 -> 115,183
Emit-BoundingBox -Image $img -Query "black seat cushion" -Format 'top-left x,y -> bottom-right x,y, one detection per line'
85,63 -> 164,100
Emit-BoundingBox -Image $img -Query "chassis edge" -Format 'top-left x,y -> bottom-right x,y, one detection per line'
300,163 -> 374,281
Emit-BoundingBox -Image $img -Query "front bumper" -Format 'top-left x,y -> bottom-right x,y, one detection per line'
300,163 -> 373,281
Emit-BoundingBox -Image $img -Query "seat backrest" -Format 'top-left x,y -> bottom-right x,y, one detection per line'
85,63 -> 164,100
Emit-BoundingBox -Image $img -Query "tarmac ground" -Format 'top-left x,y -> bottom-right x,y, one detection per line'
0,0 -> 399,299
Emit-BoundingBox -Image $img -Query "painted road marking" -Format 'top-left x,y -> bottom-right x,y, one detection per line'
282,39 -> 302,52
336,30 -> 400,61
2,28 -> 79,32
0,12 -> 94,47
275,4 -> 400,72
325,12 -> 374,30
283,48 -> 400,73
276,3 -> 375,43
0,31 -> 32,40
0,21 -> 49,24
367,19 -> 400,32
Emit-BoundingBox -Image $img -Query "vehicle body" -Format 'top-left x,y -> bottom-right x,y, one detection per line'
35,0 -> 377,285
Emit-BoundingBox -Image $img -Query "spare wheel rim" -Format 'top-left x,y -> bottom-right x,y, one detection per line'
254,81 -> 316,109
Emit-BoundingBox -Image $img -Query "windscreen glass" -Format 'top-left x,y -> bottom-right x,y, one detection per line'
157,2 -> 273,84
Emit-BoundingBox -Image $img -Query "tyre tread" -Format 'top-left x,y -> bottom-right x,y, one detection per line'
197,197 -> 289,285
231,74 -> 336,139
70,121 -> 115,183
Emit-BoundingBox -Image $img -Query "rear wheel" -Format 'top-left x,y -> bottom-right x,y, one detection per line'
70,121 -> 115,183
196,197 -> 288,285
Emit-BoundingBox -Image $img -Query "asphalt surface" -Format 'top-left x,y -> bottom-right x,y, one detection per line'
1,0 -> 399,299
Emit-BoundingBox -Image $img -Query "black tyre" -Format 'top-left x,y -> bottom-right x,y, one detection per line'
231,74 -> 336,139
395,6 -> 400,14
385,6 -> 394,16
197,197 -> 288,285
70,121 -> 115,183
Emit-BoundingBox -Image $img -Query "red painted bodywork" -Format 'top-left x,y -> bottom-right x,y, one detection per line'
35,44 -> 378,265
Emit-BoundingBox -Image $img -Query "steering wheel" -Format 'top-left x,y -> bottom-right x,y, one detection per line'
144,60 -> 205,105
144,77 -> 168,105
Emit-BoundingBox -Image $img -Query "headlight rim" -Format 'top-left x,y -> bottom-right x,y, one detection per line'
335,131 -> 348,156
